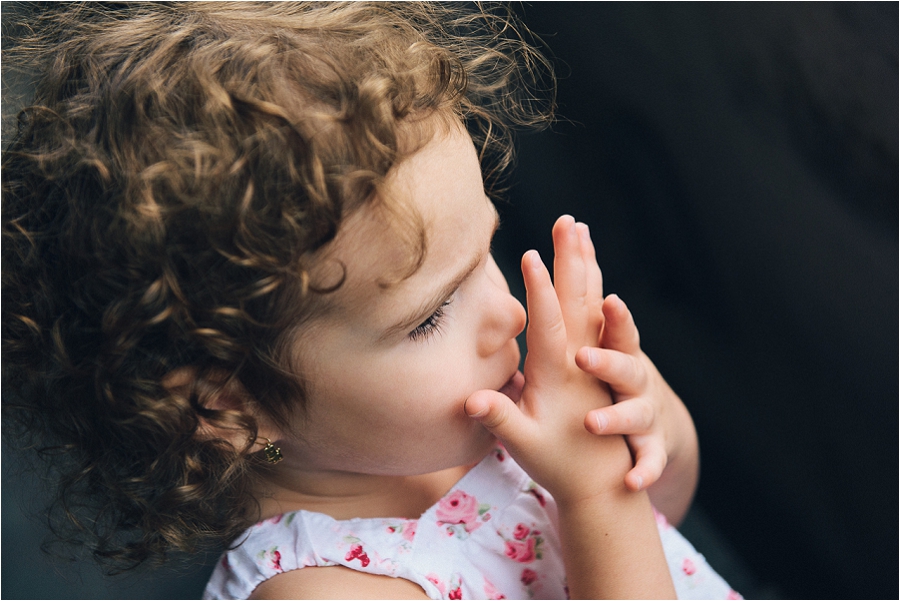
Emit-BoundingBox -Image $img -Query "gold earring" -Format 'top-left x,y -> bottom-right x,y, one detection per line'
253,437 -> 283,464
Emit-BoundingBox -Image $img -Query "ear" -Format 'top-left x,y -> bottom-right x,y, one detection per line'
162,367 -> 282,453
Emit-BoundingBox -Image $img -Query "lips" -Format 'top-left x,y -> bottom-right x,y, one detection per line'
497,370 -> 525,403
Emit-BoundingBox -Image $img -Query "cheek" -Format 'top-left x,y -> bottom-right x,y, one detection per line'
321,354 -> 484,445
326,347 -> 473,417
292,336 -> 495,473
294,314 -> 485,431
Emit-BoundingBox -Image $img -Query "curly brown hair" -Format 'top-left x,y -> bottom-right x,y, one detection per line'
1,1 -> 553,570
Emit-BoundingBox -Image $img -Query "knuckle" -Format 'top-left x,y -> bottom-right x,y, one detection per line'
629,356 -> 648,387
612,407 -> 632,431
545,312 -> 566,342
481,404 -> 506,429
637,400 -> 655,428
617,353 -> 635,378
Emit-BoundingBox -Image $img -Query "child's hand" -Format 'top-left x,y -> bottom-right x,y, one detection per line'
575,294 -> 700,524
465,216 -> 677,598
464,216 -> 633,503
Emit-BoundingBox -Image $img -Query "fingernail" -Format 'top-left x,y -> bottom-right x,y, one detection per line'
464,399 -> 488,418
469,406 -> 488,418
586,348 -> 599,368
578,222 -> 590,242
595,412 -> 608,431
634,475 -> 644,491
527,250 -> 542,271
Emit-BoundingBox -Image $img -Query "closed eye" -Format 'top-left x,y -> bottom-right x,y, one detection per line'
408,299 -> 452,342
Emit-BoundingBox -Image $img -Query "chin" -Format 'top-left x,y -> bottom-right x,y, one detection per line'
466,425 -> 499,461
443,430 -> 497,471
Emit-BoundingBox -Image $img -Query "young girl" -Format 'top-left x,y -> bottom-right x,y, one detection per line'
2,3 -> 737,599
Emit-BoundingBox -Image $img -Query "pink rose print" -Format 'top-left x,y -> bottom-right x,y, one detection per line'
387,521 -> 417,542
257,547 -> 285,572
437,490 -> 484,534
345,543 -> 370,567
513,523 -> 530,540
403,521 -> 417,542
727,589 -> 743,599
682,557 -> 697,576
446,574 -> 465,599
504,537 -> 537,563
527,483 -> 547,507
438,491 -> 479,524
484,578 -> 506,600
521,568 -> 538,585
426,573 -> 446,596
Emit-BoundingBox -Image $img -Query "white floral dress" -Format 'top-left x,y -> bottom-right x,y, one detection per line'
204,446 -> 740,599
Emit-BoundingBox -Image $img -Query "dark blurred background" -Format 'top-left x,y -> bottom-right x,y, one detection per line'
498,3 -> 898,600
3,3 -> 897,599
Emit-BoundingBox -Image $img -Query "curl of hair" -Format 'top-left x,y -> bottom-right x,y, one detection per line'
1,1 -> 554,570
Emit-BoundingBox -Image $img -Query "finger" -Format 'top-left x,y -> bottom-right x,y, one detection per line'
624,438 -> 668,492
577,222 -> 604,342
583,397 -> 653,435
551,215 -> 589,345
522,250 -> 567,381
575,347 -> 646,396
600,294 -> 641,354
465,388 -> 537,443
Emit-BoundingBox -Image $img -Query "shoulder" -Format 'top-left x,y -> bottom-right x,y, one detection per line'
248,565 -> 430,600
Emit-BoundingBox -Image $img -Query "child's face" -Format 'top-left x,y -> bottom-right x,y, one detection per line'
279,124 -> 526,476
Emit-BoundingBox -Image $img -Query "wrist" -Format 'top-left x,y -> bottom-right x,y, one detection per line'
548,433 -> 636,506
556,486 -> 677,599
647,396 -> 699,525
667,396 -> 698,466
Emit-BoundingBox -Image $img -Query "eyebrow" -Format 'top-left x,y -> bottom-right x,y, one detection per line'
379,206 -> 500,342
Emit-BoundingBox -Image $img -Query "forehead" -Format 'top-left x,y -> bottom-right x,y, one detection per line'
310,124 -> 495,317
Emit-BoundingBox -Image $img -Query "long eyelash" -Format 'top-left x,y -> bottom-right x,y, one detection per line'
409,299 -> 452,342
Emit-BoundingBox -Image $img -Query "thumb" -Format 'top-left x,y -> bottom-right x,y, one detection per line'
464,389 -> 531,443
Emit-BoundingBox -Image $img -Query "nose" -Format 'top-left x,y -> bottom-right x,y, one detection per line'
477,255 -> 527,357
